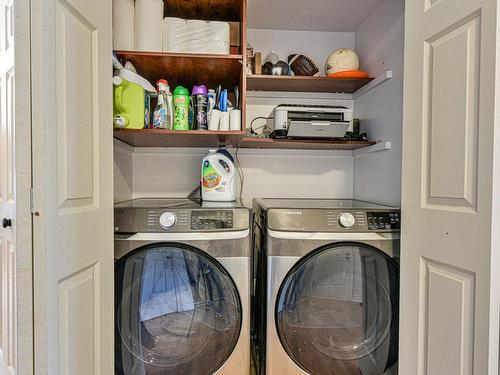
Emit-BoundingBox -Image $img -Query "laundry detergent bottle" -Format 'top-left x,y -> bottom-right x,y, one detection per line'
173,86 -> 190,130
201,149 -> 236,202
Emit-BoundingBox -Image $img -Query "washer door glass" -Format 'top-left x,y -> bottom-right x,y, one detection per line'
275,243 -> 399,375
115,243 -> 242,375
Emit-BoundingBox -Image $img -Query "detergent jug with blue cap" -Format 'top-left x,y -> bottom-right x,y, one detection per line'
201,149 -> 236,202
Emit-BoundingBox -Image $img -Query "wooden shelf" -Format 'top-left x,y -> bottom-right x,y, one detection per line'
114,129 -> 376,151
114,51 -> 243,91
164,0 -> 242,22
114,129 -> 246,148
246,75 -> 374,93
239,137 -> 376,151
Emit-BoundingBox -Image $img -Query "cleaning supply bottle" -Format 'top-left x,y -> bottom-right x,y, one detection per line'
153,79 -> 173,129
113,75 -> 145,129
207,88 -> 216,123
201,149 -> 236,202
192,85 -> 209,130
173,86 -> 190,130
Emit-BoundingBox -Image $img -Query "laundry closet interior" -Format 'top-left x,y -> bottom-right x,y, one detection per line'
112,0 -> 405,374
113,0 -> 404,206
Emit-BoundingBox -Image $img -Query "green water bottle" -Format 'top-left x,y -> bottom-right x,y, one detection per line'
173,86 -> 190,130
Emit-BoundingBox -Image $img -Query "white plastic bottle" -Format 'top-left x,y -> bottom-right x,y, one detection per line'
201,149 -> 236,202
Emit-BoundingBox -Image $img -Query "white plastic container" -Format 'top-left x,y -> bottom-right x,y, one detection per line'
201,150 -> 236,202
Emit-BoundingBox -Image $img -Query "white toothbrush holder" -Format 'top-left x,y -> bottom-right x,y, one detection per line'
229,109 -> 241,131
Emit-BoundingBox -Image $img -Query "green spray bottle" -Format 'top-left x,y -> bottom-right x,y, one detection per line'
173,86 -> 190,130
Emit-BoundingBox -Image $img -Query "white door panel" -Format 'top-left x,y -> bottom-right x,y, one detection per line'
401,0 -> 499,372
0,1 -> 16,374
31,0 -> 113,373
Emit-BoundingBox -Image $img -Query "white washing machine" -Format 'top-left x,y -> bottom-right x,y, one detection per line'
114,198 -> 251,375
251,199 -> 400,375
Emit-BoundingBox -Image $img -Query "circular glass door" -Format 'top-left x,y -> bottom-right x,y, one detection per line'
275,242 -> 399,375
115,243 -> 242,375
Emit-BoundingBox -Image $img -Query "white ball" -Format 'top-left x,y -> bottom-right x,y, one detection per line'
325,48 -> 360,75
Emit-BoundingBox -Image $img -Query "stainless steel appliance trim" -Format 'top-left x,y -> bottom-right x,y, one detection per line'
267,208 -> 400,232
123,229 -> 250,241
268,229 -> 399,241
266,236 -> 399,258
114,235 -> 251,260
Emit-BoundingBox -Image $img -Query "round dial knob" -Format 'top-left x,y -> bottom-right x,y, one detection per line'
338,212 -> 355,228
159,212 -> 177,229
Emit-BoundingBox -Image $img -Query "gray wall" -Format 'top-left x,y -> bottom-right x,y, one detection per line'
353,0 -> 405,206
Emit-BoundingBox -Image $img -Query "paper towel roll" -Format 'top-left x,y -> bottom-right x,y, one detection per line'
135,0 -> 164,52
186,19 -> 209,40
206,41 -> 229,54
208,21 -> 230,44
113,0 -> 135,50
163,17 -> 187,52
186,39 -> 207,54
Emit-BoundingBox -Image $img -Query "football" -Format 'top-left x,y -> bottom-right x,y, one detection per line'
288,54 -> 320,76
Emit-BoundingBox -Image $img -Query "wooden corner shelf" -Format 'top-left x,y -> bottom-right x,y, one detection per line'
246,75 -> 374,93
114,129 -> 246,148
239,137 -> 376,151
114,51 -> 243,91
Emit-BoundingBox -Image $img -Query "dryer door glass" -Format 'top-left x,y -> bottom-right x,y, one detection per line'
275,243 -> 399,375
115,243 -> 242,375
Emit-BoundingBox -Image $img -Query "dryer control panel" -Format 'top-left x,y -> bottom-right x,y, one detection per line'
267,209 -> 400,233
367,211 -> 400,230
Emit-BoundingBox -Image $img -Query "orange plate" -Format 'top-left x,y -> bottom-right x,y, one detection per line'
328,70 -> 370,78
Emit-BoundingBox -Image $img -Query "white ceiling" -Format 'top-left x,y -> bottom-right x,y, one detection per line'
247,0 -> 385,32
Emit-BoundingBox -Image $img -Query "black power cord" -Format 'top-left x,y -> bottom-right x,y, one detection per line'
250,116 -> 272,135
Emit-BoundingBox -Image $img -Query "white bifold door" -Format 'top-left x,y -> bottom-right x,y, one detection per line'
31,0 -> 114,374
401,0 -> 500,373
0,0 -> 33,374
0,1 -> 17,374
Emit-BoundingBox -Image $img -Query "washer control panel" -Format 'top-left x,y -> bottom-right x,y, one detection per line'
114,207 -> 249,233
191,210 -> 233,230
367,211 -> 400,230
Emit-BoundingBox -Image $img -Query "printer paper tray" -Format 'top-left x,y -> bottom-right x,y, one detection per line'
287,121 -> 350,139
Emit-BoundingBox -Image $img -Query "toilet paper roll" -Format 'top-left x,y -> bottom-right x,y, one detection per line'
229,109 -> 241,131
135,0 -> 164,52
219,112 -> 230,131
163,17 -> 187,52
113,0 -> 135,50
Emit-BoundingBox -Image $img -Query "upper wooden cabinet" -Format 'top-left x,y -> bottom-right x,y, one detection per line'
163,0 -> 243,22
114,51 -> 243,93
112,0 -> 378,150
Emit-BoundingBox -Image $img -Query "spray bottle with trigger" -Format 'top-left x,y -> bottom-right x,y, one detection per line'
153,79 -> 173,129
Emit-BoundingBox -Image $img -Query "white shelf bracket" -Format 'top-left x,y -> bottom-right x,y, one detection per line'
352,141 -> 391,156
353,70 -> 392,99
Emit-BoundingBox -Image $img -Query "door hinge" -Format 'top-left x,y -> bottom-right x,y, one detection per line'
30,188 -> 34,213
